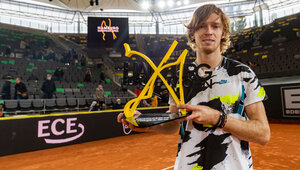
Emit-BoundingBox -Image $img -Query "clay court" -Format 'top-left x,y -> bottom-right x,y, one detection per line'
0,123 -> 299,170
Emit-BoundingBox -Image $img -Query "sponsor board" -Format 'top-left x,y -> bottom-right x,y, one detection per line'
281,85 -> 300,117
0,108 -> 168,156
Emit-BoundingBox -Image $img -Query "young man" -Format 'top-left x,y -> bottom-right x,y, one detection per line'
118,4 -> 270,170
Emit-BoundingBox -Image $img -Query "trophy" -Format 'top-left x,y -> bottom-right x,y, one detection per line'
122,40 -> 190,128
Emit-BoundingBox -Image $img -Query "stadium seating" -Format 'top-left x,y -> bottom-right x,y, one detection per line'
2,11 -> 299,116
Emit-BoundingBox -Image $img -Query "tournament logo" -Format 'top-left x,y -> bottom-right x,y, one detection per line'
97,18 -> 118,41
38,117 -> 85,144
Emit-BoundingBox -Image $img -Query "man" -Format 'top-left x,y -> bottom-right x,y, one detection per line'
113,98 -> 123,110
118,4 -> 270,170
14,78 -> 28,99
1,76 -> 12,99
41,74 -> 56,99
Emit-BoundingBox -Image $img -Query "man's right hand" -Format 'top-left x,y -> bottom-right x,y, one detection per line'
117,112 -> 151,132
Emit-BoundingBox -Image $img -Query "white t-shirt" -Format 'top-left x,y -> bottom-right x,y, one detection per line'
169,57 -> 266,170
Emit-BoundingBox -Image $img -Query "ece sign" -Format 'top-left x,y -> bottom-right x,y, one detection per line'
281,85 -> 300,117
38,117 -> 85,144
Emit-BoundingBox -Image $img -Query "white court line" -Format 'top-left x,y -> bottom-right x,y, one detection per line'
161,165 -> 174,170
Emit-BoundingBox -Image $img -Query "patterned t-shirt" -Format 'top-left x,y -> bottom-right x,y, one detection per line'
169,57 -> 266,170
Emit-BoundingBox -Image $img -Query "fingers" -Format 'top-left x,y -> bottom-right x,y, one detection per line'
185,113 -> 199,121
177,104 -> 200,112
117,113 -> 124,123
121,119 -> 148,132
133,111 -> 141,118
118,111 -> 149,132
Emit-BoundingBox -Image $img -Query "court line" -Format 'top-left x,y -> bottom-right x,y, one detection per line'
161,165 -> 174,170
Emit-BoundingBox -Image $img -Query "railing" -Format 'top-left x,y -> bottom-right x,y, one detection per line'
2,96 -> 133,116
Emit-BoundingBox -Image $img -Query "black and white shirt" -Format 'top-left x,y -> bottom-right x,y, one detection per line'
169,57 -> 266,170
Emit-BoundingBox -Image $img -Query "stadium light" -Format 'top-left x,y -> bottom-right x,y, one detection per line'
141,1 -> 150,10
183,0 -> 189,5
168,0 -> 174,7
157,1 -> 166,9
176,1 -> 182,6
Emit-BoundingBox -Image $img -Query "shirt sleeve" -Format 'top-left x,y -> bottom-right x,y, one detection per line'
244,69 -> 267,107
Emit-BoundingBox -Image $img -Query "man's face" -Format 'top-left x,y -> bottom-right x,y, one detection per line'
117,99 -> 121,104
16,78 -> 20,84
193,13 -> 224,54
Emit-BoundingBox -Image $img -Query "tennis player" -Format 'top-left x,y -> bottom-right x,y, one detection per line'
118,4 -> 270,170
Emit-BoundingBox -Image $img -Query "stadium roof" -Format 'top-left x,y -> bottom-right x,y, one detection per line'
23,0 -> 254,12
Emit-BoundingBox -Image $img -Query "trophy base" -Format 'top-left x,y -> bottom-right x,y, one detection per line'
123,112 -> 191,128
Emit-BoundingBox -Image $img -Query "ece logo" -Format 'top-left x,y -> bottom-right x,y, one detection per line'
38,118 -> 85,144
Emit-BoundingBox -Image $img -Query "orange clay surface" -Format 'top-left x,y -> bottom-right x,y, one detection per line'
0,123 -> 299,170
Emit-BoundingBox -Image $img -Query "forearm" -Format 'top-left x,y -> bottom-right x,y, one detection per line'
222,115 -> 270,145
177,102 -> 270,145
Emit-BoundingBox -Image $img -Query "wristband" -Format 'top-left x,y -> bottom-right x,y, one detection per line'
215,111 -> 227,128
215,111 -> 222,127
218,112 -> 227,128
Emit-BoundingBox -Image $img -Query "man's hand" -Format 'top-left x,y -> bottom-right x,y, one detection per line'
117,112 -> 151,132
177,104 -> 220,126
178,102 -> 270,145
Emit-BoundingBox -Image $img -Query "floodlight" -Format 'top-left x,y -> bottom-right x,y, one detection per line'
141,1 -> 150,10
157,1 -> 166,9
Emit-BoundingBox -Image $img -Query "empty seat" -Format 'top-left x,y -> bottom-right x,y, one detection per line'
77,98 -> 87,110
19,100 -> 32,111
44,99 -> 56,111
66,94 -> 75,98
105,97 -> 113,106
65,88 -> 73,94
4,100 -> 18,113
34,94 -> 41,99
74,93 -> 84,98
56,93 -> 66,98
86,99 -> 94,109
72,88 -> 80,93
56,98 -> 67,108
67,98 -> 77,110
32,99 -> 44,110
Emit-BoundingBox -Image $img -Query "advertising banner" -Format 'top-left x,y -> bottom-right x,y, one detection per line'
0,107 -> 168,156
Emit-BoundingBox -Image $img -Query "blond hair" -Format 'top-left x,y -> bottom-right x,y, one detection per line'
186,4 -> 231,53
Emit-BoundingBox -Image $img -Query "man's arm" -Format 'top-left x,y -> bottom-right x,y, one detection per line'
223,101 -> 270,145
177,101 -> 270,145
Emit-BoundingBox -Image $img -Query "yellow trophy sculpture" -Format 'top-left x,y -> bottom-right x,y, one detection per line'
122,40 -> 189,127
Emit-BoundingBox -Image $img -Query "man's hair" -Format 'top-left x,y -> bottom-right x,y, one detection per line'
186,4 -> 231,53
